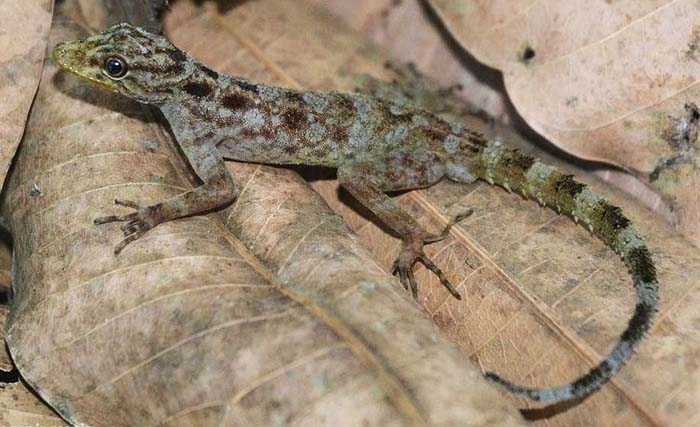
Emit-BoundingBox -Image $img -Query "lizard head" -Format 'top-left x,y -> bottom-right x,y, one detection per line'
53,23 -> 194,104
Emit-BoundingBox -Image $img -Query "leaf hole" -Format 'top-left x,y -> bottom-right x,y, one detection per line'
520,46 -> 536,63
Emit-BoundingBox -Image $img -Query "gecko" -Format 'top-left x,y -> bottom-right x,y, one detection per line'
52,23 -> 659,405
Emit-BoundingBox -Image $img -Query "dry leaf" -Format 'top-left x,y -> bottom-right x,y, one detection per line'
422,0 -> 700,246
1,1 -> 525,426
0,0 -> 53,190
77,0 -> 167,32
0,306 -> 11,373
0,382 -> 68,427
0,236 -> 13,372
169,1 -> 700,426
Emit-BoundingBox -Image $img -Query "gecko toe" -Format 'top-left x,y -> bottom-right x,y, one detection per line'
94,215 -> 122,225
418,254 -> 461,299
122,225 -> 138,236
114,199 -> 141,209
121,218 -> 139,232
406,267 -> 419,299
424,208 -> 473,244
114,229 -> 147,255
95,201 -> 142,226
392,261 -> 410,291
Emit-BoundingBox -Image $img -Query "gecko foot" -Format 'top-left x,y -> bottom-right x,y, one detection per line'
392,209 -> 473,300
94,199 -> 164,255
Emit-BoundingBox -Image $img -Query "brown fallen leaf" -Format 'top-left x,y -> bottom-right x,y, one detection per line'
0,0 -> 54,191
0,382 -> 68,427
76,0 -> 167,32
421,0 -> 700,246
167,1 -> 700,426
0,236 -> 13,373
0,307 -> 11,375
1,1 -> 525,426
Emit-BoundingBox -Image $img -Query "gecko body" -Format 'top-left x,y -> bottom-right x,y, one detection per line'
53,23 -> 658,404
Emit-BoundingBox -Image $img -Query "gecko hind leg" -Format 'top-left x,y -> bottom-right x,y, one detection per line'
338,154 -> 470,300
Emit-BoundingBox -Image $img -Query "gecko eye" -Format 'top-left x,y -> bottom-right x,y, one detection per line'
104,56 -> 128,78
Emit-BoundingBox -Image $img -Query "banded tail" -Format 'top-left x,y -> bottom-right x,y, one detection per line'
472,140 -> 658,403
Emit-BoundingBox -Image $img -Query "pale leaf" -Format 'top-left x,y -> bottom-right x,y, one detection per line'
0,382 -> 68,427
0,0 -> 53,192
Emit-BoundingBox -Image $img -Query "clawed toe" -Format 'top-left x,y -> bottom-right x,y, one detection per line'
94,215 -> 120,225
392,238 -> 462,300
424,208 -> 473,243
114,199 -> 140,209
392,258 -> 420,298
417,254 -> 461,299
391,260 -> 409,291
113,229 -> 147,255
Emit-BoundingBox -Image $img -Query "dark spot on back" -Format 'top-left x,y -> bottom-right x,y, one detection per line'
282,108 -> 306,130
200,65 -> 219,80
235,79 -> 259,94
423,126 -> 446,142
286,91 -> 304,104
466,131 -> 489,147
221,93 -> 253,110
332,125 -> 348,143
183,80 -> 213,97
166,48 -> 187,63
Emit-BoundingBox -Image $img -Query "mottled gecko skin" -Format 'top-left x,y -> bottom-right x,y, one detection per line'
53,23 -> 658,404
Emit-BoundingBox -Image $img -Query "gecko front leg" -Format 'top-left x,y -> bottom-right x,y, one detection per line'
95,137 -> 238,254
337,154 -> 471,299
